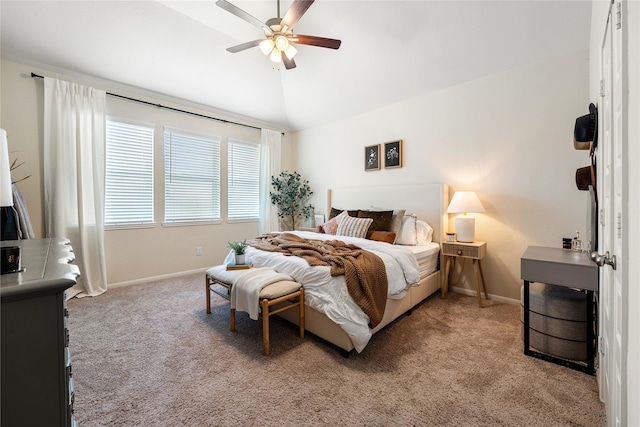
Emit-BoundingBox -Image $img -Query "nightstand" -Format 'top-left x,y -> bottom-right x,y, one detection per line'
441,241 -> 488,307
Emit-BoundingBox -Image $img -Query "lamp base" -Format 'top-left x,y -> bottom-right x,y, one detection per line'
455,216 -> 475,242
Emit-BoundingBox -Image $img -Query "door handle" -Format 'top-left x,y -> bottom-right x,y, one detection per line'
590,251 -> 617,270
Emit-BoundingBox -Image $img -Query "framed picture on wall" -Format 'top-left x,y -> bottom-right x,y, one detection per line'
384,140 -> 403,169
364,144 -> 380,171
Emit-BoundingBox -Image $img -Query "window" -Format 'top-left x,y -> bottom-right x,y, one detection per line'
105,119 -> 154,227
228,139 -> 260,220
164,128 -> 220,223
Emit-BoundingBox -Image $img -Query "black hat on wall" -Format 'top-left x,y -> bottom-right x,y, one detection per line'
574,103 -> 598,151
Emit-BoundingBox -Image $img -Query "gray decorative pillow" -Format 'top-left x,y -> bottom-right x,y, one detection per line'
336,216 -> 373,239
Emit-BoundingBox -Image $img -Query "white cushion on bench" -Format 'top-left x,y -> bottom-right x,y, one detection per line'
259,280 -> 301,299
206,265 -> 255,283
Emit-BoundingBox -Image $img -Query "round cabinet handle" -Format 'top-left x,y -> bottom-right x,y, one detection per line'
457,249 -> 462,256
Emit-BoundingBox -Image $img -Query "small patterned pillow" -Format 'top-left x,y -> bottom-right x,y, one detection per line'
336,216 -> 373,239
320,210 -> 348,235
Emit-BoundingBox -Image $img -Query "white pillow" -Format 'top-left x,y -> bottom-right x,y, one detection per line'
396,214 -> 418,245
416,220 -> 434,245
336,216 -> 373,239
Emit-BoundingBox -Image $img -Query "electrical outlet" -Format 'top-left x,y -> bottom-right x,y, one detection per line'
196,247 -> 202,256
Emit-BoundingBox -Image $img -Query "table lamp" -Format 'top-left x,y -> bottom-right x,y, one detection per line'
446,191 -> 485,242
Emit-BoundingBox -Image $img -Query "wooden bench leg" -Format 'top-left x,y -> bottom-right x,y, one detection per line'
230,308 -> 235,332
262,298 -> 270,356
299,288 -> 305,338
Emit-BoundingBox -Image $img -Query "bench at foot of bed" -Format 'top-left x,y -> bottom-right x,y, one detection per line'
205,266 -> 305,356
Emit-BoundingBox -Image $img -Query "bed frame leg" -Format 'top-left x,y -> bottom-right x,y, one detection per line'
339,348 -> 351,358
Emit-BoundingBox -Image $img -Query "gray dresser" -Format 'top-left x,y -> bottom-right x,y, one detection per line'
1,238 -> 81,427
521,246 -> 598,374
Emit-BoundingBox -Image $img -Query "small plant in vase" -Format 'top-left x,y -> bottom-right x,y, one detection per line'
228,240 -> 248,265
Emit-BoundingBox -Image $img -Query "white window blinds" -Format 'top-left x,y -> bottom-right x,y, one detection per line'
105,119 -> 154,226
228,139 -> 260,220
164,128 -> 220,223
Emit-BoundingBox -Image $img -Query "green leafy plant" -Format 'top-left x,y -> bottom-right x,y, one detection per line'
269,171 -> 314,231
227,239 -> 248,255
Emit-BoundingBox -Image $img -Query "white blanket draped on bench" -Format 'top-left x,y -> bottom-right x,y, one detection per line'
208,265 -> 293,320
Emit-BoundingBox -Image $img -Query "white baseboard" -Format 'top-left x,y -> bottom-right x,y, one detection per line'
108,268 -> 207,289
450,286 -> 520,306
108,272 -> 521,306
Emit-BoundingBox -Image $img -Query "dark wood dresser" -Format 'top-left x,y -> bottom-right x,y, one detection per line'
1,238 -> 81,427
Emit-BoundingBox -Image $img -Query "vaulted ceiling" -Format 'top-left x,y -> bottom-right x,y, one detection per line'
1,1 -> 591,132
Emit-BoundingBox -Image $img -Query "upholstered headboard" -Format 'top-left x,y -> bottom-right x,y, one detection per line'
327,183 -> 449,244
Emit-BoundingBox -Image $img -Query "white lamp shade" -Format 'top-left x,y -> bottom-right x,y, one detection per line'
269,48 -> 282,63
0,128 -> 13,207
284,44 -> 298,60
447,191 -> 484,242
446,191 -> 485,214
274,35 -> 289,51
259,39 -> 275,55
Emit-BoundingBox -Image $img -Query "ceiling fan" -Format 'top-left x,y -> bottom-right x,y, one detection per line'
216,0 -> 341,70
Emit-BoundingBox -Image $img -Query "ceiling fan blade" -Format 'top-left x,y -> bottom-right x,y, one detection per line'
216,0 -> 270,33
295,35 -> 341,50
226,40 -> 262,53
283,55 -> 297,70
280,0 -> 314,30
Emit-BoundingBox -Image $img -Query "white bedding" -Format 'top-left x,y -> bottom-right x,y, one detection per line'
406,242 -> 440,279
224,231 -> 423,352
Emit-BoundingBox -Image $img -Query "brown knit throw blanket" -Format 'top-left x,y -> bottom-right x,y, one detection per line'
248,233 -> 388,328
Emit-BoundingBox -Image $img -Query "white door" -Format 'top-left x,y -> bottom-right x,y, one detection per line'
597,2 -> 627,425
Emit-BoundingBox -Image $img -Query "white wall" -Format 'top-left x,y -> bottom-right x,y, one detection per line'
0,59 -> 295,284
295,51 -> 590,301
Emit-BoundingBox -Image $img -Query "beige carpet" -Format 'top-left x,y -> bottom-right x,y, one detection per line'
67,273 -> 606,426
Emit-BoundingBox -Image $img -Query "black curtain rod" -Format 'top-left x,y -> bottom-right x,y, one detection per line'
30,73 -> 283,135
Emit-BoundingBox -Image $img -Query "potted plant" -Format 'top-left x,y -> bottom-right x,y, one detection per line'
269,171 -> 314,231
228,240 -> 248,265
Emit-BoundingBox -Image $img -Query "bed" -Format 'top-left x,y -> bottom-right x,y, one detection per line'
225,183 -> 449,355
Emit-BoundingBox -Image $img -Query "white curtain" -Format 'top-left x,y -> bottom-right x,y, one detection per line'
259,128 -> 282,234
44,77 -> 107,298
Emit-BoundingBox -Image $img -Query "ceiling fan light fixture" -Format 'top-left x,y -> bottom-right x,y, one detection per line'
259,39 -> 275,55
274,34 -> 289,51
284,44 -> 297,60
217,0 -> 342,70
269,48 -> 282,63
